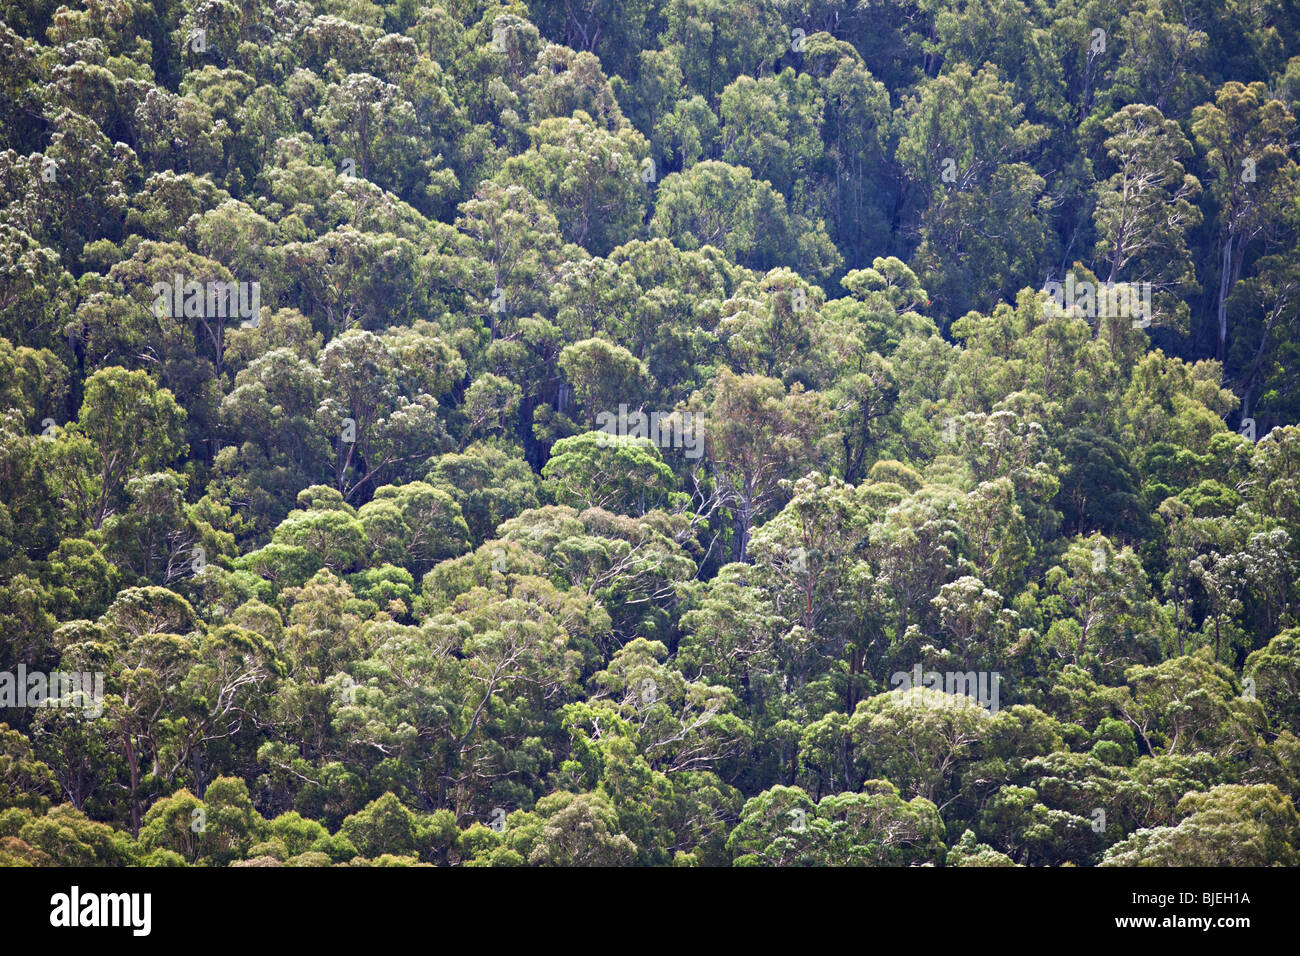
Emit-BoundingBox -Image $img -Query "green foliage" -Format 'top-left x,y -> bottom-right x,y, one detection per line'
1,0 -> 1298,870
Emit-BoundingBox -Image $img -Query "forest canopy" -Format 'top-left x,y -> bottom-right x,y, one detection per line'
2,0 -> 1300,868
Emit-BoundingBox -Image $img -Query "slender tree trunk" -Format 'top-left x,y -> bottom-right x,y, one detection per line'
124,728 -> 140,838
1216,235 -> 1235,361
732,500 -> 752,563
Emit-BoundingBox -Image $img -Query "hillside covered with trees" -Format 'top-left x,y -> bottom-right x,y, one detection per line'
3,0 -> 1300,867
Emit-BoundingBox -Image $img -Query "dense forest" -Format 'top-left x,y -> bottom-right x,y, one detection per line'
2,0 -> 1300,868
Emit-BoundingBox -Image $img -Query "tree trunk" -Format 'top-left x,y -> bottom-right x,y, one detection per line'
732,500 -> 752,563
124,728 -> 141,838
1216,234 -> 1235,361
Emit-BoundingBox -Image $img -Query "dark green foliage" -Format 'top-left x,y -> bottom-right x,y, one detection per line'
0,0 -> 1297,868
